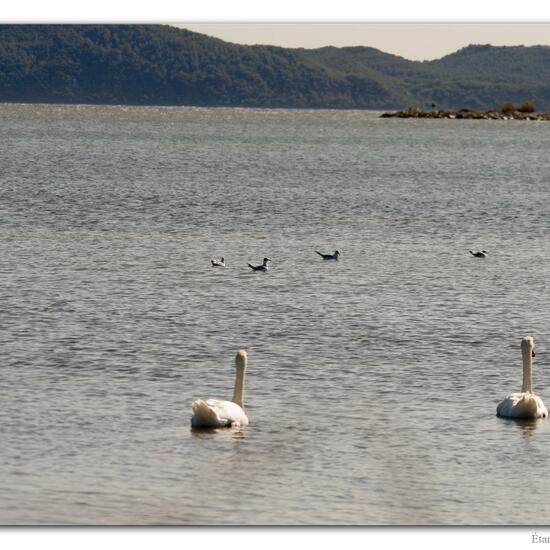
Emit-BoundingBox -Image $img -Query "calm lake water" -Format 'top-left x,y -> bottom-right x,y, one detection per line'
2,104 -> 550,525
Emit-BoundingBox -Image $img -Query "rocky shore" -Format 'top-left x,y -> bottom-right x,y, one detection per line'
380,107 -> 550,120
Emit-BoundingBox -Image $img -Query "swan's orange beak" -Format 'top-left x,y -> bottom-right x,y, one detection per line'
532,350 -> 536,358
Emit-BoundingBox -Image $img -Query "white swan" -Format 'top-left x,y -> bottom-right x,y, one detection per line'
496,336 -> 548,419
191,349 -> 249,429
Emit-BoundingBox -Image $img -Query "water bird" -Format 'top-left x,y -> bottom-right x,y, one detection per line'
211,257 -> 225,267
191,349 -> 249,429
248,257 -> 270,272
469,250 -> 488,258
496,336 -> 548,420
316,250 -> 340,261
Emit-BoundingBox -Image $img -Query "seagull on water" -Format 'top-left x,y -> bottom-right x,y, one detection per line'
316,250 -> 340,261
248,257 -> 270,272
211,257 -> 226,267
469,250 -> 488,258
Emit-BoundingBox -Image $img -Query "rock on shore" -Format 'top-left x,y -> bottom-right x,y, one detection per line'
380,107 -> 550,120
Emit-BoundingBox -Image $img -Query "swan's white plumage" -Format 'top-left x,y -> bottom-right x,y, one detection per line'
191,349 -> 249,429
496,392 -> 547,419
497,336 -> 548,420
191,399 -> 248,428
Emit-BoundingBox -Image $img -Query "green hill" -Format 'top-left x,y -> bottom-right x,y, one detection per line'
0,24 -> 550,110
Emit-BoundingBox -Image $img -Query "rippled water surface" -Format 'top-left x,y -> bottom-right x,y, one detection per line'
2,104 -> 550,525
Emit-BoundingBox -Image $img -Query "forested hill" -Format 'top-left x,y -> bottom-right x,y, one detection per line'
1,24 -> 550,110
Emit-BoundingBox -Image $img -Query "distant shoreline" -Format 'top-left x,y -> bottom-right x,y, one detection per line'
380,107 -> 550,120
3,101 -> 550,119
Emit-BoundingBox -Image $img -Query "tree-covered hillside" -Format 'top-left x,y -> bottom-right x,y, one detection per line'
0,24 -> 550,110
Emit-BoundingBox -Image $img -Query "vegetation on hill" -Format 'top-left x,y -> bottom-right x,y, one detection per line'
0,25 -> 549,110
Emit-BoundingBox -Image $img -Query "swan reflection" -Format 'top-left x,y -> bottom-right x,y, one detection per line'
513,418 -> 543,438
191,426 -> 247,441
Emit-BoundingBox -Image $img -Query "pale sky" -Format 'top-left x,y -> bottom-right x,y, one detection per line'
177,23 -> 550,61
3,1 -> 550,62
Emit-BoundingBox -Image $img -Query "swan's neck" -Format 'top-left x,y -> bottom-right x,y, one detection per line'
232,352 -> 247,409
521,349 -> 533,393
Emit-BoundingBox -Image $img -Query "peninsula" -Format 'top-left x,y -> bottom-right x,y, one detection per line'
380,106 -> 550,120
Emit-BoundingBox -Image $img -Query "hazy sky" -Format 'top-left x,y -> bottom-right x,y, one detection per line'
4,1 -> 550,61
178,23 -> 550,61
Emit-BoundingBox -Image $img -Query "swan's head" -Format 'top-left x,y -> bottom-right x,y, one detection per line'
236,349 -> 248,370
521,336 -> 536,358
263,258 -> 271,263
334,250 -> 340,256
